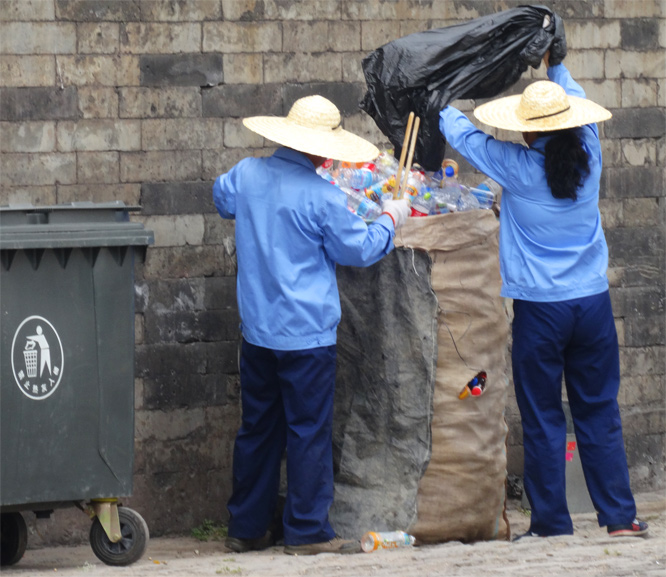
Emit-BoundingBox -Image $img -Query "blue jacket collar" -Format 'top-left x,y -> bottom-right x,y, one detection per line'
274,147 -> 315,170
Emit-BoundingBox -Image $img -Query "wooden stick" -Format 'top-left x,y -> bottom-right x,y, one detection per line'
394,112 -> 414,199
399,116 -> 420,199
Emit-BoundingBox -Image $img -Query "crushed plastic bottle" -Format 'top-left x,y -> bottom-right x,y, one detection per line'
456,185 -> 481,212
361,531 -> 416,553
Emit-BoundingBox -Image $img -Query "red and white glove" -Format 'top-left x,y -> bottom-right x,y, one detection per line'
381,199 -> 410,230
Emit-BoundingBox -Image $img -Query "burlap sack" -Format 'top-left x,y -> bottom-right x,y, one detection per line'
396,210 -> 510,543
333,209 -> 510,543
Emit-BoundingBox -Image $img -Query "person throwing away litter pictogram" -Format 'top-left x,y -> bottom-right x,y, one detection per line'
26,325 -> 51,378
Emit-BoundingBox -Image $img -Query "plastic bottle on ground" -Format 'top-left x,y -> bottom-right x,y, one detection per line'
361,531 -> 416,553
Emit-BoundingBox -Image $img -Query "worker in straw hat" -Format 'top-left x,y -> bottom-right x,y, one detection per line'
213,95 -> 410,555
439,52 -> 648,540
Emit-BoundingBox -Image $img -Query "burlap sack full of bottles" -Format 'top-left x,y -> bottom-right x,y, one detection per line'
333,209 -> 510,543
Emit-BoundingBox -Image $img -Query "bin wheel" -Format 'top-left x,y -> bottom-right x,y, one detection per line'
1,512 -> 28,566
89,507 -> 149,566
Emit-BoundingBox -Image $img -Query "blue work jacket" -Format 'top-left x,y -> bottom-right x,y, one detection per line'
439,64 -> 609,302
213,147 -> 395,350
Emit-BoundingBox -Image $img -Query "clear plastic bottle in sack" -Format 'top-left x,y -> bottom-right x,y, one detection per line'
402,171 -> 425,203
337,165 -> 378,190
435,165 -> 462,211
456,185 -> 481,212
361,531 -> 416,553
470,177 -> 502,209
430,190 -> 452,214
316,166 -> 337,185
374,152 -> 399,179
341,187 -> 382,221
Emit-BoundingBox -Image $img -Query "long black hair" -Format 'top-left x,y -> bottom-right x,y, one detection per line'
543,129 -> 590,201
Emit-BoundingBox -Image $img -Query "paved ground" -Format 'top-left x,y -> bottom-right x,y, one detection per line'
5,491 -> 665,577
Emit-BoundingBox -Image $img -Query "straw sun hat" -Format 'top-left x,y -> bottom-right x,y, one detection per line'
474,80 -> 612,132
243,95 -> 379,163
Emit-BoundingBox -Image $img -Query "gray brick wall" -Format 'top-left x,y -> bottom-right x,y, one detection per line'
1,0 -> 664,543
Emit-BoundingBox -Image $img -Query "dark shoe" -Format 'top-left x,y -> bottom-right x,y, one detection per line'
284,536 -> 361,555
607,518 -> 648,537
225,531 -> 274,553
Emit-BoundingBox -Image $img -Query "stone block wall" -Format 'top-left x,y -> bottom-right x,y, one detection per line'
1,0 -> 664,542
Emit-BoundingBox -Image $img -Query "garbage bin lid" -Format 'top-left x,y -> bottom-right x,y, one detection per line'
0,201 -> 154,250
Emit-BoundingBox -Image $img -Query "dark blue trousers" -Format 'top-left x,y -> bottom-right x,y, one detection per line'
227,340 -> 337,545
512,292 -> 636,536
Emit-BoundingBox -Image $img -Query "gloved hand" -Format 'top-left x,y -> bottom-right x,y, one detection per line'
381,198 -> 410,230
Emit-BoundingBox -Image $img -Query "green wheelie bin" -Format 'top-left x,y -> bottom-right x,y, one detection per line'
0,201 -> 153,567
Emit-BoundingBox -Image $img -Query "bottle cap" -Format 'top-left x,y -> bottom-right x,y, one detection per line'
445,166 -> 455,177
442,158 -> 459,176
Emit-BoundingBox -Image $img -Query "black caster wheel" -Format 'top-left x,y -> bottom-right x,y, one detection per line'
89,507 -> 149,566
1,512 -> 28,566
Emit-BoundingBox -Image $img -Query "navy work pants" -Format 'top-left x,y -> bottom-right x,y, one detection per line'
512,291 -> 636,536
227,340 -> 337,545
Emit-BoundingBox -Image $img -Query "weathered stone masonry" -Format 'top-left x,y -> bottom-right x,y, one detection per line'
0,0 -> 663,542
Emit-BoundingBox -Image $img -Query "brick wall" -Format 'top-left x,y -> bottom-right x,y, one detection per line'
1,0 -> 664,542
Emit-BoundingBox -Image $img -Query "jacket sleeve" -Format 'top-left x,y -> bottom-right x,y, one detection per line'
438,105 -> 529,191
319,187 -> 396,268
212,167 -> 238,220
547,63 -> 585,98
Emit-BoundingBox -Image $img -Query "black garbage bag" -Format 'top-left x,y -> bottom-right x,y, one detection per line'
360,5 -> 566,171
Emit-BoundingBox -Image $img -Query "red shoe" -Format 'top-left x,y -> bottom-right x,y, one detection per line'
607,518 -> 648,537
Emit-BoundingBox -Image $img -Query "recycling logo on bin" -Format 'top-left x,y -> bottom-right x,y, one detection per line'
11,315 -> 64,400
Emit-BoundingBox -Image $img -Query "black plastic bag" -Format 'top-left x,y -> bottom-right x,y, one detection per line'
360,5 -> 566,171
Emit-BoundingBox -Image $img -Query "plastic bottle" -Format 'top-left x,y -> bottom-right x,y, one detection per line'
470,177 -> 502,209
441,165 -> 459,195
364,178 -> 392,204
374,152 -> 399,179
341,187 -> 382,222
402,171 -> 424,202
437,165 -> 462,209
477,177 -> 502,196
361,531 -> 416,553
456,185 -> 481,212
410,191 -> 433,217
430,191 -> 451,215
458,371 -> 488,399
338,166 -> 377,190
433,158 -> 459,182
316,166 -> 337,185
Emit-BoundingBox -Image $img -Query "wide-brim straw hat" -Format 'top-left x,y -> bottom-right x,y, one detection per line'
474,80 -> 612,132
243,95 -> 379,163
